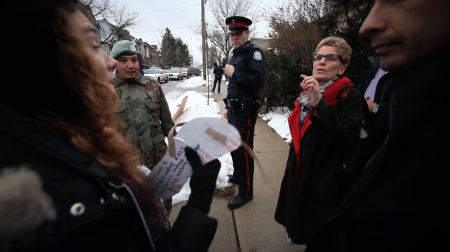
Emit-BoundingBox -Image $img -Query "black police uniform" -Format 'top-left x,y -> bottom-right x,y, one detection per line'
226,40 -> 266,199
212,66 -> 224,92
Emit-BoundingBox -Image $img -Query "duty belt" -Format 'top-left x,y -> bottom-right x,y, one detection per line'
223,97 -> 262,114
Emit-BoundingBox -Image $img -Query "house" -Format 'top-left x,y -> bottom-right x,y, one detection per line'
135,39 -> 160,68
96,19 -> 161,68
97,19 -> 134,55
148,44 -> 160,66
250,38 -> 271,51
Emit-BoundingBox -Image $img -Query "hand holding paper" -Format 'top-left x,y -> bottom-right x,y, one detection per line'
148,118 -> 241,199
185,147 -> 220,214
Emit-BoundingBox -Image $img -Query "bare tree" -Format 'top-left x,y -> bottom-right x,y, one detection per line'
208,46 -> 221,67
269,0 -> 326,64
81,0 -> 139,44
191,0 -> 258,65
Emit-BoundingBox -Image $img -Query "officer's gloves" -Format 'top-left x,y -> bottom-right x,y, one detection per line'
185,147 -> 220,215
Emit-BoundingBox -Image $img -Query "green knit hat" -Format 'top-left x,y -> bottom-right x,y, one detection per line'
110,40 -> 137,59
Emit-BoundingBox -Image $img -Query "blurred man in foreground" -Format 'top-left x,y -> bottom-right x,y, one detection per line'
307,0 -> 450,251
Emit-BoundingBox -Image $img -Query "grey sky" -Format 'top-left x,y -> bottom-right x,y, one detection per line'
116,0 -> 280,65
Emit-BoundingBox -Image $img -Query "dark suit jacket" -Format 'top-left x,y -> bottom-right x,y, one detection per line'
356,56 -> 408,173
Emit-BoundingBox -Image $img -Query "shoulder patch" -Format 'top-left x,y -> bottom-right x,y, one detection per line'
253,51 -> 262,60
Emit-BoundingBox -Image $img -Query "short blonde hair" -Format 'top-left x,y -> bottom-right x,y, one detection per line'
315,37 -> 352,65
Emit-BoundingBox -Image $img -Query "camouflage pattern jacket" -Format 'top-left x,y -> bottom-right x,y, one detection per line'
113,73 -> 174,169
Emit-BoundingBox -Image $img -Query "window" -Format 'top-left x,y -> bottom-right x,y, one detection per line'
103,44 -> 110,53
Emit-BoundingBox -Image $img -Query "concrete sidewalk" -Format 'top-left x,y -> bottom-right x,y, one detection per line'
169,81 -> 306,252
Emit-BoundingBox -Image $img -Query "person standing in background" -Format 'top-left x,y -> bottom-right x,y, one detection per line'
212,62 -> 224,93
110,41 -> 175,216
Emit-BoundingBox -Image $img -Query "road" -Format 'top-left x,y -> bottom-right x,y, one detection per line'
159,77 -> 188,102
160,75 -> 213,102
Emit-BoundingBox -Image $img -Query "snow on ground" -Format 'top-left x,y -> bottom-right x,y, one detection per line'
168,90 -> 221,122
176,76 -> 207,88
259,107 -> 292,144
165,88 -> 233,205
164,90 -> 183,103
165,77 -> 291,205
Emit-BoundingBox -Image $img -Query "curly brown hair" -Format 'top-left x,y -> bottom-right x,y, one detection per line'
0,1 -> 146,185
53,3 -> 147,184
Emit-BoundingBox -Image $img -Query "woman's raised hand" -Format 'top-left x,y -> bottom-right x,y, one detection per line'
300,74 -> 322,107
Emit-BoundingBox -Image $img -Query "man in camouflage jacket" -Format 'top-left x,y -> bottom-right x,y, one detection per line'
110,40 -> 175,214
112,74 -> 174,168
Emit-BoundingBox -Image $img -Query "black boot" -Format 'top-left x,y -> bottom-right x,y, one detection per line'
227,174 -> 240,184
227,195 -> 253,209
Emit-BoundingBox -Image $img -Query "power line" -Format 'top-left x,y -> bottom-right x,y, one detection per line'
192,0 -> 201,13
137,4 -> 199,15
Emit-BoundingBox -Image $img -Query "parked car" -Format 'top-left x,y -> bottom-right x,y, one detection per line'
181,68 -> 189,78
163,70 -> 170,82
166,69 -> 184,80
144,69 -> 168,83
187,68 -> 202,78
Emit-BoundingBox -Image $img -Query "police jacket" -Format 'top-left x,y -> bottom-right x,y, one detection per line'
227,41 -> 266,98
0,110 -> 217,252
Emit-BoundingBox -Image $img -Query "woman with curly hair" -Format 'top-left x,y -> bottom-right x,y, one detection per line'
0,1 -> 219,251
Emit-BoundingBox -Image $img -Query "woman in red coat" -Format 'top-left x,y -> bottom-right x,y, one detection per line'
274,37 -> 364,245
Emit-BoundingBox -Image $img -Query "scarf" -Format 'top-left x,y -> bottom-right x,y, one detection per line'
288,76 -> 353,171
297,78 -> 335,129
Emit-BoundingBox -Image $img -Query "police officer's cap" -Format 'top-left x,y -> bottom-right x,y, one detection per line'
110,40 -> 137,59
226,16 -> 252,34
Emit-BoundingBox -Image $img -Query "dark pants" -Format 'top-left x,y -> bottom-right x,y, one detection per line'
213,75 -> 222,92
227,108 -> 258,197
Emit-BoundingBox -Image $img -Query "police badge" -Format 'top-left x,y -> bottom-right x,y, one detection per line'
253,51 -> 262,60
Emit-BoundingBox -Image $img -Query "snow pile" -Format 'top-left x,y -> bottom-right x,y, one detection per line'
177,76 -> 207,88
164,90 -> 183,103
166,90 -> 233,205
168,91 -> 221,123
171,153 -> 234,206
260,107 -> 292,143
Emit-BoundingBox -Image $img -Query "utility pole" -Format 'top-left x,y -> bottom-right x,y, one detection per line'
206,29 -> 210,105
201,0 -> 206,80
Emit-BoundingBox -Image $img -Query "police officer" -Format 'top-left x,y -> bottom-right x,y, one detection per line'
224,16 -> 266,209
110,40 -> 175,215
